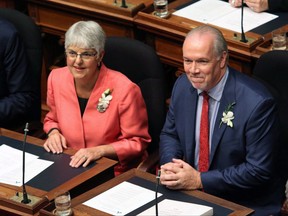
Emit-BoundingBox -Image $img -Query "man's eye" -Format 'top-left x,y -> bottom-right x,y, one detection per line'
197,60 -> 209,65
82,53 -> 91,57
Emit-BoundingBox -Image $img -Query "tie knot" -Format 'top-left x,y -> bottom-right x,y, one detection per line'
202,91 -> 209,100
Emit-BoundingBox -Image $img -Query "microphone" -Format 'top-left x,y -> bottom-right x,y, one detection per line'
240,0 -> 248,43
155,170 -> 161,216
21,123 -> 31,204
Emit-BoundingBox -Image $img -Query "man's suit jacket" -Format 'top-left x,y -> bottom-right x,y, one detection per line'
160,68 -> 285,215
0,19 -> 34,129
44,64 -> 151,175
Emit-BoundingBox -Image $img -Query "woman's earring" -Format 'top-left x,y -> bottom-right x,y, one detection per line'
97,61 -> 102,69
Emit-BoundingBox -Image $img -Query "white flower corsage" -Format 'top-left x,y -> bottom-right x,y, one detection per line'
97,88 -> 113,113
220,102 -> 236,128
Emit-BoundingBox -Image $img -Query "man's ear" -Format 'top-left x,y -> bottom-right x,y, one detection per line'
220,51 -> 228,68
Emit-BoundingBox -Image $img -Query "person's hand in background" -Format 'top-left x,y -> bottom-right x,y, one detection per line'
229,0 -> 269,12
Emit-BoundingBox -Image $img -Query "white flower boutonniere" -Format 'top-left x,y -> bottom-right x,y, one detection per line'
220,102 -> 236,128
97,88 -> 113,113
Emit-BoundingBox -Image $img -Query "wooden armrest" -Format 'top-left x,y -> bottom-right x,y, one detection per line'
137,148 -> 159,175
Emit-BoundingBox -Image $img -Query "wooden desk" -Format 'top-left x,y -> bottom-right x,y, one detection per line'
135,0 -> 265,75
27,0 -> 154,37
0,128 -> 117,215
253,24 -> 288,58
39,169 -> 254,216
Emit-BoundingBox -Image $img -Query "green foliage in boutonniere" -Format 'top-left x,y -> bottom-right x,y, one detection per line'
220,102 -> 236,128
97,88 -> 113,113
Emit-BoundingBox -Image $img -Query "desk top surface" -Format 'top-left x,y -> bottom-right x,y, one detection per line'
0,128 -> 117,201
59,169 -> 254,216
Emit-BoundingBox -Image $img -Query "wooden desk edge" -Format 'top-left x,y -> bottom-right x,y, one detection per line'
0,128 -> 45,146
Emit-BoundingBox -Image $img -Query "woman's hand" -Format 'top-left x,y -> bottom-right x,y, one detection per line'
69,145 -> 116,168
43,129 -> 67,154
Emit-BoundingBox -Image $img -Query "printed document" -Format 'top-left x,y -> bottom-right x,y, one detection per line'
0,144 -> 54,186
138,199 -> 213,216
173,0 -> 278,33
83,181 -> 163,215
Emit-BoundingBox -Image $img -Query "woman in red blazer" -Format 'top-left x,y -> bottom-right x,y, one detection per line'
43,21 -> 151,176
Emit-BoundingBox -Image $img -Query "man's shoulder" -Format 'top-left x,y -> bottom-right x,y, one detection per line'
174,73 -> 192,89
229,68 -> 272,98
0,19 -> 18,36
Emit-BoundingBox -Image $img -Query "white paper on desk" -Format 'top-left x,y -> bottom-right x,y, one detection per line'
83,181 -> 163,215
138,199 -> 213,216
173,0 -> 278,33
0,144 -> 54,186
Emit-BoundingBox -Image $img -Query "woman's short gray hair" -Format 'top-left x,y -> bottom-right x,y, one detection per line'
65,21 -> 106,58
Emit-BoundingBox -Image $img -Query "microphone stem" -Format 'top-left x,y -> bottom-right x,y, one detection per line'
121,0 -> 128,8
155,170 -> 161,216
240,0 -> 248,43
22,123 -> 31,204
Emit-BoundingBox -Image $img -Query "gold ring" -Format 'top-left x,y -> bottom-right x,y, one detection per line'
83,156 -> 88,160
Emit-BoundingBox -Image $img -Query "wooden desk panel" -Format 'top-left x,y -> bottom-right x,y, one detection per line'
28,5 -> 134,38
0,0 -> 15,8
27,0 -> 153,37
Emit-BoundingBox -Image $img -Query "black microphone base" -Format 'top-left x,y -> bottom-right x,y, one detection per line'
232,33 -> 254,44
10,192 -> 42,206
1,192 -> 49,215
240,39 -> 248,43
240,37 -> 248,43
21,198 -> 31,204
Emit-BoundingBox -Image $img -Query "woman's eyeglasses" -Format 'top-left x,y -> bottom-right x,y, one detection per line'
65,50 -> 97,60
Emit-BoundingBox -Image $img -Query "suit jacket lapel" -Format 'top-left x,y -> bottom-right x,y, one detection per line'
184,86 -> 198,165
210,70 -> 237,164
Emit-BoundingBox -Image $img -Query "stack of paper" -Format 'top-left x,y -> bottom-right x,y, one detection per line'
138,199 -> 213,216
0,144 -> 53,186
83,181 -> 213,216
173,0 -> 278,33
84,181 -> 163,215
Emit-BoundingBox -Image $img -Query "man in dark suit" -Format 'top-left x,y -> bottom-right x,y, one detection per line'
159,25 -> 286,215
0,18 -> 34,129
